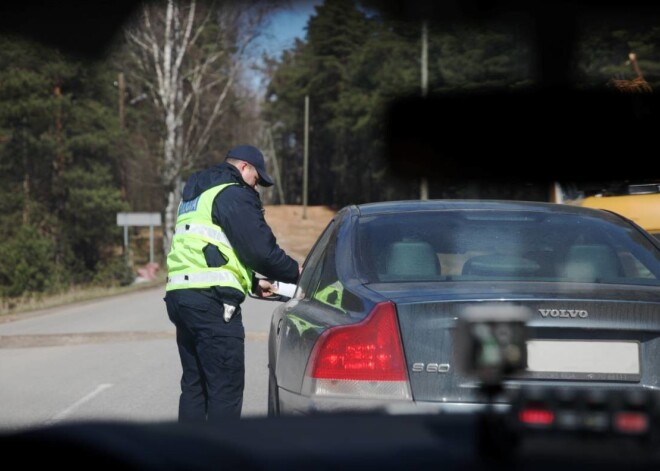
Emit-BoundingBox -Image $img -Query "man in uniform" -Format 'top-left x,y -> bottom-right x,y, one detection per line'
165,144 -> 300,423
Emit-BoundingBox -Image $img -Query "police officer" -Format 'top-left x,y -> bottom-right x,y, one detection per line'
165,144 -> 300,423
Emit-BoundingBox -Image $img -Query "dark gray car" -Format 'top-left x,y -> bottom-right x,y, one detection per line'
267,200 -> 660,416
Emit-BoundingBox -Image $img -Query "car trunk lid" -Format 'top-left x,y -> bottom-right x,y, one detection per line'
367,282 -> 660,404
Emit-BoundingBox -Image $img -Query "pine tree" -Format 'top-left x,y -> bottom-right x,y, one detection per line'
0,36 -> 128,297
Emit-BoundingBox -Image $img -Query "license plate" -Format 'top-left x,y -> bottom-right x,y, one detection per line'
524,340 -> 640,382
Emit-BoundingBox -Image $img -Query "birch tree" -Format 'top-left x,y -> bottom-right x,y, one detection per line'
124,0 -> 271,252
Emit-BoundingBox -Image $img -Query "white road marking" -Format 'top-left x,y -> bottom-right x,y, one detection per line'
45,383 -> 113,425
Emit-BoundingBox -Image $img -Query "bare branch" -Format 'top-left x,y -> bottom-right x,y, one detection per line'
188,1 -> 214,46
121,0 -> 279,250
194,67 -> 237,156
173,0 -> 197,74
161,0 -> 174,108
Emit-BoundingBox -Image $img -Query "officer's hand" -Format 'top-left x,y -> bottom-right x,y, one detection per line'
256,279 -> 275,297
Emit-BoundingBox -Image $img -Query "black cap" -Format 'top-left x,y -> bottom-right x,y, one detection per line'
226,144 -> 274,187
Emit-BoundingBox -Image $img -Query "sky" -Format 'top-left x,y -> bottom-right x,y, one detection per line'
258,1 -> 322,57
248,0 -> 323,91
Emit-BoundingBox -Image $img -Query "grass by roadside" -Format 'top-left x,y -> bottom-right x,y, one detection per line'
0,205 -> 336,321
0,272 -> 166,321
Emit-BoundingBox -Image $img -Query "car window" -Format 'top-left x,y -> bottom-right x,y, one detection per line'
310,225 -> 342,310
294,220 -> 336,300
304,221 -> 363,313
357,210 -> 660,286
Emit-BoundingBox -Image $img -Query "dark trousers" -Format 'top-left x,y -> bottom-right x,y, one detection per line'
165,289 -> 245,423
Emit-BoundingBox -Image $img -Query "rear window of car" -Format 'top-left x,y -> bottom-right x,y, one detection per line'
356,210 -> 660,286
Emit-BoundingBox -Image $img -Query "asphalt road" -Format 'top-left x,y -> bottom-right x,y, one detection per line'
0,286 -> 281,431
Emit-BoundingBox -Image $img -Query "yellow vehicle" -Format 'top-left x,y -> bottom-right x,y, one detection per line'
566,184 -> 660,240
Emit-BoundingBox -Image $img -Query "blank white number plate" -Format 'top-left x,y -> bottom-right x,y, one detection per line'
526,340 -> 640,375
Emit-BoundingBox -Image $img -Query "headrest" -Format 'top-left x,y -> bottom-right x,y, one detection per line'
561,244 -> 621,281
385,240 -> 440,277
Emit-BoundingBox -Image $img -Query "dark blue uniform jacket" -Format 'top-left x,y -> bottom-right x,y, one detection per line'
179,162 -> 299,307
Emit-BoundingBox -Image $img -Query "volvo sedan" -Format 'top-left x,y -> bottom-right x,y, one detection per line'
267,200 -> 660,416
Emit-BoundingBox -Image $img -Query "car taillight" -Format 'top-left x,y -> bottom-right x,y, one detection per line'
614,412 -> 649,434
304,301 -> 412,400
519,408 -> 555,426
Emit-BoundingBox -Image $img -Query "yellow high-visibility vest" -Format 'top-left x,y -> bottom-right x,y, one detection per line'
166,183 -> 252,294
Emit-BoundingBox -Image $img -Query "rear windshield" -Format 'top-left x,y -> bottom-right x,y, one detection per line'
356,210 -> 660,286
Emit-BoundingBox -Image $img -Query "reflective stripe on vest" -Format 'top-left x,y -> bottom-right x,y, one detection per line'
166,182 -> 253,293
174,223 -> 233,249
168,271 -> 241,286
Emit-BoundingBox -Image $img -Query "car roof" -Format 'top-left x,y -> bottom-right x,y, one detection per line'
353,199 -> 621,220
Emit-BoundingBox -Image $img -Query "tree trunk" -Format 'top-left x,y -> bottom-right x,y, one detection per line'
163,175 -> 182,255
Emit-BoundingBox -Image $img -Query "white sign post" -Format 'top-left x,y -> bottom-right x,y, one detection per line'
116,212 -> 162,263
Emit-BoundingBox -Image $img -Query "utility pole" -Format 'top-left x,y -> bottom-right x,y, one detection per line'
54,81 -> 65,266
21,117 -> 29,225
117,72 -> 128,200
118,72 -> 126,129
421,21 -> 429,97
266,127 -> 286,205
420,21 -> 429,201
303,95 -> 309,220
